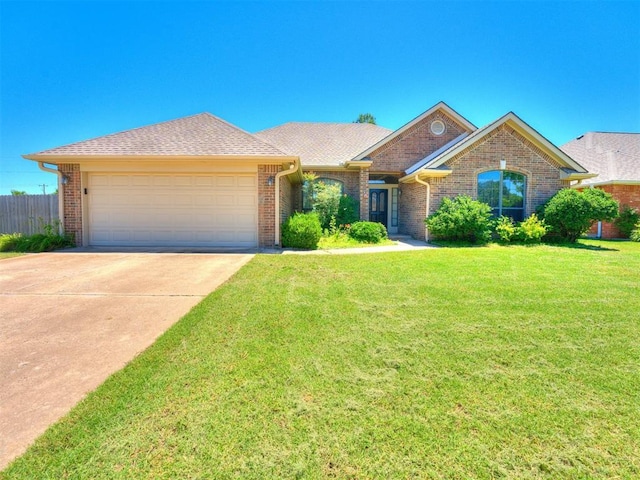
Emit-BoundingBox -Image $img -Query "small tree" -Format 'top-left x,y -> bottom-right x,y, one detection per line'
11,190 -> 27,196
425,195 -> 493,244
313,181 -> 342,230
354,113 -> 376,125
540,188 -> 619,242
335,194 -> 359,227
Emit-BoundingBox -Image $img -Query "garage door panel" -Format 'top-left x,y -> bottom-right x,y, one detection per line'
88,173 -> 258,247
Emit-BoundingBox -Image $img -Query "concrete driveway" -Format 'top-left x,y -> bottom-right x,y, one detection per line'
0,251 -> 253,469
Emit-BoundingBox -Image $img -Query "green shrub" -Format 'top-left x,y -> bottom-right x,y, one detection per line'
495,216 -> 516,242
425,195 -> 492,244
515,213 -> 547,243
348,221 -> 387,243
335,194 -> 359,228
631,223 -> 640,242
12,232 -> 74,252
281,212 -> 322,249
0,233 -> 22,251
540,188 -> 619,242
614,205 -> 639,238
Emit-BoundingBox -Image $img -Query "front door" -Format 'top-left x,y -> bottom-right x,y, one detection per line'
369,189 -> 388,227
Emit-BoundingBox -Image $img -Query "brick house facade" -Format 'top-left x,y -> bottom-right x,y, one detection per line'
25,103 -> 594,248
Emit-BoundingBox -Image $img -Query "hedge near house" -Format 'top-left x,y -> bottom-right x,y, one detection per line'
425,195 -> 492,244
540,188 -> 619,242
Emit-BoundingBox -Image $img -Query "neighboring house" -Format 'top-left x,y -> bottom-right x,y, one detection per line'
23,102 -> 593,248
561,132 -> 640,238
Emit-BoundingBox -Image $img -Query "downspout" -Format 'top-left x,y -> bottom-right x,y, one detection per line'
37,162 -> 65,234
414,175 -> 430,242
274,159 -> 300,247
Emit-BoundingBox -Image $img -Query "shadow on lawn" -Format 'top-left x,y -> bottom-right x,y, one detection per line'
429,239 -> 621,252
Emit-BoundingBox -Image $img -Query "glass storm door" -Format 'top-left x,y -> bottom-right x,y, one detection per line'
369,189 -> 388,227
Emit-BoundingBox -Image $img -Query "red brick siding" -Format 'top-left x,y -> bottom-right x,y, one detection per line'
258,165 -> 279,247
358,168 -> 370,220
59,164 -> 82,245
429,125 -> 569,219
280,174 -> 293,227
580,184 -> 640,238
399,182 -> 427,239
303,170 -> 360,200
369,112 -> 467,173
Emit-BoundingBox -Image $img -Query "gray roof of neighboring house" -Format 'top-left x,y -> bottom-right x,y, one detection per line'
561,132 -> 640,184
255,122 -> 392,166
26,113 -> 288,157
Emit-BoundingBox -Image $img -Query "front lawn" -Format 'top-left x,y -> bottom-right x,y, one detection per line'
0,252 -> 23,260
4,241 -> 639,478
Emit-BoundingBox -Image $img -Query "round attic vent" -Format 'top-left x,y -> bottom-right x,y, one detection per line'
430,120 -> 446,136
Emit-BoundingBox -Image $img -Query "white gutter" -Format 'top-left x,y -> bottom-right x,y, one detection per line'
414,175 -> 430,242
37,162 -> 65,234
274,159 -> 300,247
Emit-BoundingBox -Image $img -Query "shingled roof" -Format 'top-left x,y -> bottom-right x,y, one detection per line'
255,122 -> 392,166
25,113 -> 288,158
561,132 -> 640,184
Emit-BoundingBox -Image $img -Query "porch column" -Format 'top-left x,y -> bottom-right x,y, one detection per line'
358,167 -> 369,221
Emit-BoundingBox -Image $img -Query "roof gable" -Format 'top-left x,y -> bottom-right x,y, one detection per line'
25,113 -> 289,158
352,102 -> 476,161
255,122 -> 392,166
561,132 -> 640,184
404,112 -> 589,179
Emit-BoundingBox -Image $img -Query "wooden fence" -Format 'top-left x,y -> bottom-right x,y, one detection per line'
0,195 -> 59,234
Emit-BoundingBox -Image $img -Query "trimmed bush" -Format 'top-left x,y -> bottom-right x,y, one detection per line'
540,188 -> 619,242
348,221 -> 387,243
281,212 -> 322,249
631,224 -> 640,242
425,195 -> 492,244
614,205 -> 639,238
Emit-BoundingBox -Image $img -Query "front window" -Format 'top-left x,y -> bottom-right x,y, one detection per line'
302,178 -> 344,211
478,170 -> 526,221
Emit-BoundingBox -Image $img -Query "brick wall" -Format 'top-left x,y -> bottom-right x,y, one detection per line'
581,184 -> 640,238
258,164 -> 279,247
399,182 -> 427,239
304,170 -> 360,199
59,164 -> 82,246
369,111 -> 467,173
429,124 -> 569,219
358,168 -> 370,220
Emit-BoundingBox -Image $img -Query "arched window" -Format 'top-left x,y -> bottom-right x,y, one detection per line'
302,178 -> 344,210
478,170 -> 526,221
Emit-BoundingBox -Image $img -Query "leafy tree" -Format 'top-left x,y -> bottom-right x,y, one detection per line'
11,190 -> 27,196
313,181 -> 342,230
540,188 -> 619,242
335,194 -> 359,227
354,113 -> 376,125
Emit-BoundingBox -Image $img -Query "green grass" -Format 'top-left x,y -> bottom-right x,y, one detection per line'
318,233 -> 396,249
3,241 -> 639,479
0,252 -> 23,260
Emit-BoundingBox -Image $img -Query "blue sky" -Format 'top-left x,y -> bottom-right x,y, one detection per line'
1,0 -> 639,194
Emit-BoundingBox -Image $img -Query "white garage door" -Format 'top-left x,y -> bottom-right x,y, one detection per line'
87,173 -> 258,247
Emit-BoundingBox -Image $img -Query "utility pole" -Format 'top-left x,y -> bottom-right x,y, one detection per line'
39,184 -> 48,194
